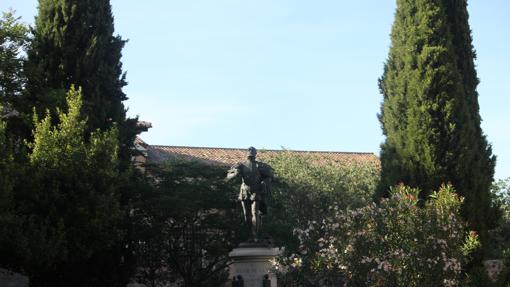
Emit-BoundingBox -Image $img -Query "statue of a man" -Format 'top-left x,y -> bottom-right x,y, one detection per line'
226,147 -> 273,240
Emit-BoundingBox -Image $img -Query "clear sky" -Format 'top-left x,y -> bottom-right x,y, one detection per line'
1,1 -> 509,179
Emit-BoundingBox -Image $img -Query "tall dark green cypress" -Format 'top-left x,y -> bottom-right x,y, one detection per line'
442,0 -> 496,244
27,0 -> 124,127
26,0 -> 138,162
378,0 -> 496,243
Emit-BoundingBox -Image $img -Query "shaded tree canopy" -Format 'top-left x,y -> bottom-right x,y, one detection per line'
133,160 -> 243,287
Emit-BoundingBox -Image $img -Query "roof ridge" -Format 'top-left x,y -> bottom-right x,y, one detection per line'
149,145 -> 376,156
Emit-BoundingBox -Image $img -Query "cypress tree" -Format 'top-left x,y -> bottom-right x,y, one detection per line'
26,0 -> 138,162
377,0 -> 496,243
27,0 -> 123,126
442,0 -> 496,243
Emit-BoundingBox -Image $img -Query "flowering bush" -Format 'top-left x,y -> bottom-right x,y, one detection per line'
276,184 -> 479,287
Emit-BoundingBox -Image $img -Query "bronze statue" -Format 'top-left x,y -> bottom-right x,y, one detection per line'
226,147 -> 273,240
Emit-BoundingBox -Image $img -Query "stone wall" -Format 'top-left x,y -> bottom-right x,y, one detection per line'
0,268 -> 29,287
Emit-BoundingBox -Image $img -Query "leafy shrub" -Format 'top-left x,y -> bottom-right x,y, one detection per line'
263,151 -> 379,250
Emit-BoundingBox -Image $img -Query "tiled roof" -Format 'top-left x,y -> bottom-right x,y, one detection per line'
145,144 -> 379,167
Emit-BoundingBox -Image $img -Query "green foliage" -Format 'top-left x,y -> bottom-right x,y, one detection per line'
377,0 -> 496,244
488,178 -> 510,274
0,10 -> 28,106
0,115 -> 14,214
19,1 -> 141,282
269,152 -> 379,208
0,11 -> 31,139
132,160 -> 243,287
491,178 -> 510,245
18,87 -> 123,286
0,12 -> 35,274
492,178 -> 510,220
263,152 -> 379,255
277,184 -> 479,287
27,0 -> 125,126
26,0 -> 138,164
0,111 -> 28,270
1,4 -> 138,286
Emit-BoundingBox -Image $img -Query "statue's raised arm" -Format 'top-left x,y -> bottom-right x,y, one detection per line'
226,163 -> 241,181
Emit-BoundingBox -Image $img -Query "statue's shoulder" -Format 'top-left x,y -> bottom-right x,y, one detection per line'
230,162 -> 243,169
256,161 -> 270,168
256,161 -> 274,175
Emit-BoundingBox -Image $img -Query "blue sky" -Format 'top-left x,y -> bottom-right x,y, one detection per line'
1,1 -> 509,179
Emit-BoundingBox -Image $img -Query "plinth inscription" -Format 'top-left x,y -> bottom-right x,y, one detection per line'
229,247 -> 279,287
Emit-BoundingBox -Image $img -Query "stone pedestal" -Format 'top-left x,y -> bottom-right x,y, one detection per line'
229,246 -> 279,287
0,268 -> 29,287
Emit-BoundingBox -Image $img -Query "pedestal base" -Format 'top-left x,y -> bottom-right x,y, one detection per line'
229,246 -> 279,287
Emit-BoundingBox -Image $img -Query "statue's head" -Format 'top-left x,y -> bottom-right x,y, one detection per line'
247,146 -> 257,159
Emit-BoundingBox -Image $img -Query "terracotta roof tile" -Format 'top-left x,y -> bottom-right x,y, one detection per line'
146,145 -> 379,167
